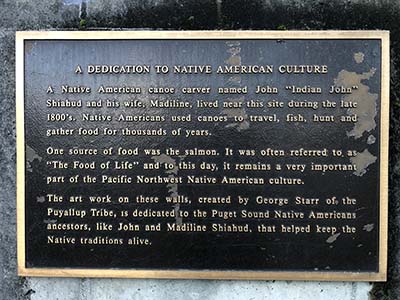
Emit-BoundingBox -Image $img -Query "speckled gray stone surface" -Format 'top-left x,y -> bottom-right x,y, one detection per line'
28,279 -> 372,300
1,1 -> 399,299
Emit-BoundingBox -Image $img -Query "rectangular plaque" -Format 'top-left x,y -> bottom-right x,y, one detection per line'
17,31 -> 389,281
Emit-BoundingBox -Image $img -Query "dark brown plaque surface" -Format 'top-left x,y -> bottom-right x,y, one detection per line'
17,31 -> 389,281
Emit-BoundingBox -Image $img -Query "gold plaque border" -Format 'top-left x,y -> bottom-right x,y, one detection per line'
16,30 -> 390,281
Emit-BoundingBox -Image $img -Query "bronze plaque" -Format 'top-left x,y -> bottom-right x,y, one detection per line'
16,31 -> 389,281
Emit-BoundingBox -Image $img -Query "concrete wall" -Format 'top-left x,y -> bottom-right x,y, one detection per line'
1,0 -> 400,299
